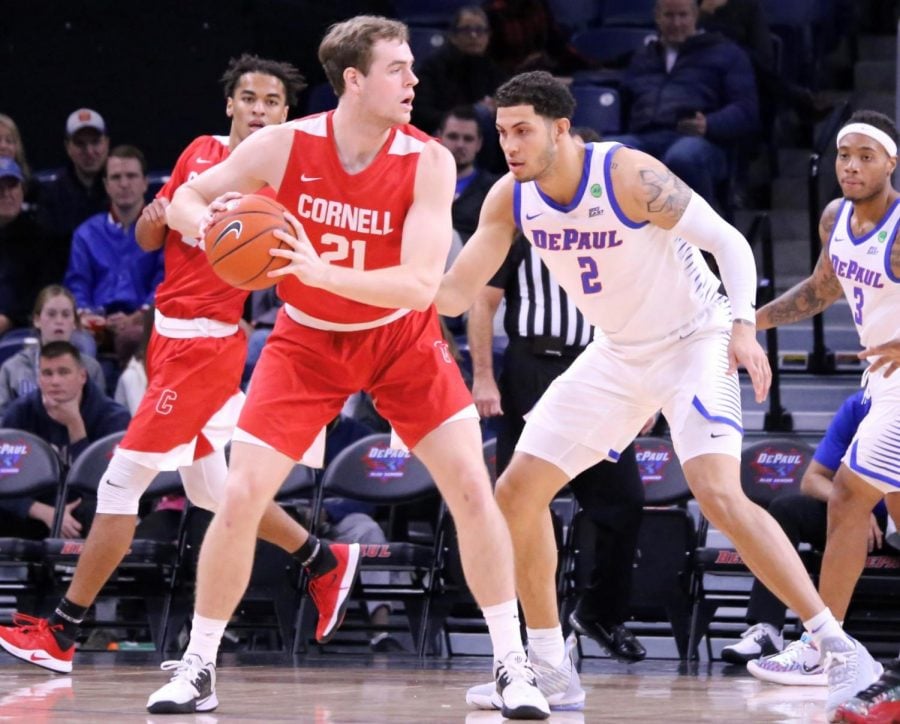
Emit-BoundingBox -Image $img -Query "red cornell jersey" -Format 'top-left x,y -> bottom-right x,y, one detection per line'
276,112 -> 431,324
153,135 -> 248,324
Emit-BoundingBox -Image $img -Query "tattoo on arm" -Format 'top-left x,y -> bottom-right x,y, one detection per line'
758,251 -> 843,326
638,168 -> 691,224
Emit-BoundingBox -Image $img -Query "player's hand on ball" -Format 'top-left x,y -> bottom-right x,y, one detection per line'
268,211 -> 328,288
199,191 -> 244,238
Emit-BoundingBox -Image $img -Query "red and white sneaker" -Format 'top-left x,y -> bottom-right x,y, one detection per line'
0,613 -> 75,673
307,542 -> 360,643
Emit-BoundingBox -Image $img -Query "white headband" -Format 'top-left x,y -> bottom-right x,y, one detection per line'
836,122 -> 897,157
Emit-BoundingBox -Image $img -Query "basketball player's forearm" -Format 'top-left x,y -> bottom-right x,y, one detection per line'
756,279 -> 838,330
166,186 -> 209,239
320,264 -> 440,311
467,293 -> 501,378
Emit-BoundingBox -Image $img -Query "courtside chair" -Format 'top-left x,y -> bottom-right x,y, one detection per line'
295,434 -> 446,657
42,431 -> 185,652
0,429 -> 62,616
687,438 -> 815,660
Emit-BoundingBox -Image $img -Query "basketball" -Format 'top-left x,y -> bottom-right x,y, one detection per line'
204,195 -> 294,290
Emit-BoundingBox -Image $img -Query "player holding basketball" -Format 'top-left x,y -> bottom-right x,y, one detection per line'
756,110 -> 900,723
0,54 -> 362,689
435,71 -> 880,719
147,17 -> 548,720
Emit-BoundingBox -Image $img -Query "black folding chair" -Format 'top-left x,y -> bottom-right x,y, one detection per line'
42,431 -> 185,651
687,438 -> 814,660
0,429 -> 62,615
296,434 -> 445,657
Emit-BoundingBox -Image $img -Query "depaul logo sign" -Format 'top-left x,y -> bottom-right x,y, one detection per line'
363,445 -> 411,480
635,443 -> 673,483
0,440 -> 30,477
751,448 -> 806,487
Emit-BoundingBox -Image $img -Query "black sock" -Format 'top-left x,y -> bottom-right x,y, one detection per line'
48,598 -> 87,646
294,535 -> 337,577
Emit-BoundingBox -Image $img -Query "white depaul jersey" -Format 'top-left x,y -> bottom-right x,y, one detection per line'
514,142 -> 727,346
828,197 -> 900,348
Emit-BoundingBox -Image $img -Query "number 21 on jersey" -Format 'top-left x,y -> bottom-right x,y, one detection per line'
319,233 -> 367,269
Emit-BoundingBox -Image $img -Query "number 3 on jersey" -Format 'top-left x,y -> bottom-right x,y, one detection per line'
320,232 -> 367,269
578,256 -> 602,294
853,286 -> 864,324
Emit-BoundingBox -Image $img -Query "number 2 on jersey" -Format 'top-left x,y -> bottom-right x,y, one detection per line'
319,233 -> 367,269
852,286 -> 864,325
577,256 -> 602,294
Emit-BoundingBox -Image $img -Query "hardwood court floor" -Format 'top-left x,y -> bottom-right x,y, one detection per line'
0,654 -> 833,723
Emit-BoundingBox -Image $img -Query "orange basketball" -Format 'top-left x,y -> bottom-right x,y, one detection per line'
204,195 -> 294,291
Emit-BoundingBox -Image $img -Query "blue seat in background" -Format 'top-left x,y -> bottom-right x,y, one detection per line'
571,26 -> 655,66
570,84 -> 622,136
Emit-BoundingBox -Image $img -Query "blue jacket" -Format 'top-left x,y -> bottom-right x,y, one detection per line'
621,31 -> 758,144
0,378 -> 130,519
64,212 -> 164,314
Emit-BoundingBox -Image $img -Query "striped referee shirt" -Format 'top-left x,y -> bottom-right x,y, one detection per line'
488,235 -> 594,347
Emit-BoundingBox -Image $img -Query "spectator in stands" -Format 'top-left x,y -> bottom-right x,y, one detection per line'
37,108 -> 110,261
437,106 -> 500,244
0,341 -> 130,538
483,0 -> 597,76
0,158 -> 58,337
0,113 -> 32,190
64,145 -> 164,369
411,6 -> 507,143
0,285 -> 106,413
698,0 -> 832,128
722,391 -> 900,685
613,0 -> 759,206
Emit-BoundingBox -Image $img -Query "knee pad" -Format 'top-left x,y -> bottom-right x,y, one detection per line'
96,452 -> 159,515
179,450 -> 228,512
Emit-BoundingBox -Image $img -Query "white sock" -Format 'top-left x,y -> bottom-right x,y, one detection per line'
482,599 -> 525,661
803,608 -> 846,648
185,613 -> 227,665
526,625 -> 565,668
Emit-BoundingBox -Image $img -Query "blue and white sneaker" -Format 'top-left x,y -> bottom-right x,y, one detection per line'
747,633 -> 827,686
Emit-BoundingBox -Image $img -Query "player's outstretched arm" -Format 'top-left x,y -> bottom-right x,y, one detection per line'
756,198 -> 844,330
436,175 -> 518,317
166,125 -> 287,240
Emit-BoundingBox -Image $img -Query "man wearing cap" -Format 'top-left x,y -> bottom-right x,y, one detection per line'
0,157 -> 57,336
36,108 -> 110,272
757,109 -> 900,719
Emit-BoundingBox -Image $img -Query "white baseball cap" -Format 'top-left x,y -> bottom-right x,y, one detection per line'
66,108 -> 107,137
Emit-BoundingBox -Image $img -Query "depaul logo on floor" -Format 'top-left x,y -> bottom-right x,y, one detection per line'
363,445 -> 410,479
0,440 -> 29,477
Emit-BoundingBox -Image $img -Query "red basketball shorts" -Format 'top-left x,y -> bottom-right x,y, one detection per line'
119,329 -> 246,466
238,307 -> 473,459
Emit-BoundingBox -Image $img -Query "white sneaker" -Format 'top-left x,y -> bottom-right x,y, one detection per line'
465,652 -> 549,720
146,654 -> 218,714
721,623 -> 783,665
466,637 -> 584,712
820,635 -> 883,722
747,634 -> 827,686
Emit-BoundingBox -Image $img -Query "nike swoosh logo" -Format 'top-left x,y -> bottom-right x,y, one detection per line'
104,479 -> 126,489
525,212 -> 543,220
301,174 -> 322,182
214,220 -> 243,246
710,433 -> 729,438
30,653 -> 50,661
802,663 -> 821,673
196,158 -> 212,165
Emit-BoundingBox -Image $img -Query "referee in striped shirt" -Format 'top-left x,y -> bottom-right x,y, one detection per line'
468,232 -> 649,662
